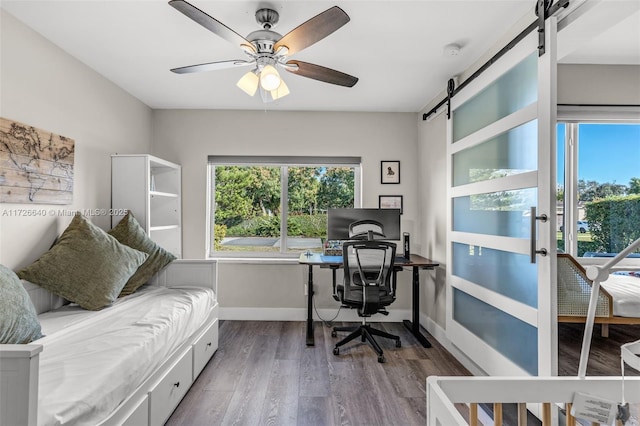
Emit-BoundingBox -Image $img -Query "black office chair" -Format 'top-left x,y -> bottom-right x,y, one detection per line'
332,239 -> 401,363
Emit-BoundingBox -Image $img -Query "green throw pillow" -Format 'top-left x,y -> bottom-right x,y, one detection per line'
18,214 -> 148,310
0,264 -> 43,344
108,211 -> 176,296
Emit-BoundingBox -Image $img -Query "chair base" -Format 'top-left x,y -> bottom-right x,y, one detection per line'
332,324 -> 401,363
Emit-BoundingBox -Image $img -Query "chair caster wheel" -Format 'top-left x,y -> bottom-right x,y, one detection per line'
396,340 -> 401,348
331,330 -> 337,338
378,355 -> 385,363
333,347 -> 339,355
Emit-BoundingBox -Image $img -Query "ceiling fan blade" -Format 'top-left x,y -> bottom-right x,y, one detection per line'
169,0 -> 256,53
274,6 -> 349,56
171,60 -> 253,74
285,60 -> 358,87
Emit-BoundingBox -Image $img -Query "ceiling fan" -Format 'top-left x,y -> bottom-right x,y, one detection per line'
168,0 -> 359,102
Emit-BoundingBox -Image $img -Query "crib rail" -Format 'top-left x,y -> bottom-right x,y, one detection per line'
427,376 -> 640,425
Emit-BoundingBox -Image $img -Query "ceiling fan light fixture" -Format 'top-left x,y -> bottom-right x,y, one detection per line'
259,64 -> 281,91
270,79 -> 290,100
237,70 -> 259,96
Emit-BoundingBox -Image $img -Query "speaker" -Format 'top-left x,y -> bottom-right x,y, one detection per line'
403,232 -> 410,259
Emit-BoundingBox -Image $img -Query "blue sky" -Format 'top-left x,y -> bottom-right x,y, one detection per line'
557,123 -> 640,186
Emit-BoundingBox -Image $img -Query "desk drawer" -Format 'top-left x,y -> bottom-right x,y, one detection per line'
193,319 -> 218,380
149,348 -> 192,426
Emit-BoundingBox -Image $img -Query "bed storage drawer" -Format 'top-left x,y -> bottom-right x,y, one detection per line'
148,348 -> 193,426
121,395 -> 148,426
193,318 -> 218,379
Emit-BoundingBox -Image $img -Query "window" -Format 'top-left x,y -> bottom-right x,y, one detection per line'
557,116 -> 640,258
207,156 -> 361,257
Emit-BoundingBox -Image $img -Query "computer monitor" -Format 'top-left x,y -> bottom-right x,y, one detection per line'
327,208 -> 401,241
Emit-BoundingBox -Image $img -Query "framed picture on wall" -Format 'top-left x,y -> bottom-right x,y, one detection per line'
379,195 -> 403,214
381,161 -> 400,184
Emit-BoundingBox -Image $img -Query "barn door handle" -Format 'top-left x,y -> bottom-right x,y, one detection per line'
530,206 -> 548,263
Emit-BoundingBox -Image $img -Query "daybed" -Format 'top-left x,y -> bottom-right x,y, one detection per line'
557,253 -> 640,336
0,213 -> 219,426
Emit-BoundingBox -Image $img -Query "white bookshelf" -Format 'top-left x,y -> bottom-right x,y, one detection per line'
111,154 -> 182,258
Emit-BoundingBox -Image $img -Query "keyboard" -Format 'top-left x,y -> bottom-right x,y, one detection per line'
395,255 -> 410,264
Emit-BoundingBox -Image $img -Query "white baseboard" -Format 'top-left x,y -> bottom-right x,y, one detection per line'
420,312 -> 486,376
219,307 -> 411,323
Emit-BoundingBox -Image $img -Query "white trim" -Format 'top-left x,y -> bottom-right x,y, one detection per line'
449,275 -> 538,327
219,307 -> 411,322
208,160 -> 362,257
558,105 -> 640,121
536,16 -> 558,377
564,122 -> 579,255
450,102 -> 538,154
451,232 -> 531,256
450,171 -> 537,198
212,256 -> 300,264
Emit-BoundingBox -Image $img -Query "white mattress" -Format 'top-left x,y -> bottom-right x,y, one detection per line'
33,285 -> 215,426
601,274 -> 640,317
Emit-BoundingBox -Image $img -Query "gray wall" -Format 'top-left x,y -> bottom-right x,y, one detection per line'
151,109 -> 421,318
557,64 -> 640,105
0,10 -> 152,270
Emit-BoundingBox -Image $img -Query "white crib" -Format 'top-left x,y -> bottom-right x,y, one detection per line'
427,375 -> 640,425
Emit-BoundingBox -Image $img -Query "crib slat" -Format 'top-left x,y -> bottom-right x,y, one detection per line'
542,403 -> 551,425
494,403 -> 503,426
517,403 -> 527,426
469,403 -> 478,426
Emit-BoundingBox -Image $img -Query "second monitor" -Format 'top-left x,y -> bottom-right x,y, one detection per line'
327,208 -> 401,241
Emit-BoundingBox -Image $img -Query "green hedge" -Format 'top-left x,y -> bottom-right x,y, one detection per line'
585,195 -> 640,253
226,214 -> 327,238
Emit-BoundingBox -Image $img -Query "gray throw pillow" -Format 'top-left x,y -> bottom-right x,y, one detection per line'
18,214 -> 148,310
108,211 -> 176,296
0,264 -> 43,343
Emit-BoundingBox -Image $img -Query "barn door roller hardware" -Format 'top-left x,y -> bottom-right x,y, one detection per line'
423,0 -> 569,122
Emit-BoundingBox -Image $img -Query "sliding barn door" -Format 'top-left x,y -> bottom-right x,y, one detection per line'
446,19 -> 557,376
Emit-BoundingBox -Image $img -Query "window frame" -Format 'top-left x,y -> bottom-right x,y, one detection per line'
206,155 -> 362,259
557,106 -> 640,267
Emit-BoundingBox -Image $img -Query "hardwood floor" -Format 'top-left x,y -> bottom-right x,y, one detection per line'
166,321 -> 640,425
558,322 -> 640,376
166,320 -> 470,426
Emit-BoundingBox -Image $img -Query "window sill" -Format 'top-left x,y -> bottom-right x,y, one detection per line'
208,256 -> 301,265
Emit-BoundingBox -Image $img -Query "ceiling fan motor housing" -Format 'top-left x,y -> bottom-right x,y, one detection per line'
255,8 -> 279,29
247,29 -> 282,54
248,9 -> 282,54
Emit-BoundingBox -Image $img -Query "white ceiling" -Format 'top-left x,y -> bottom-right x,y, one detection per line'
2,0 -> 639,113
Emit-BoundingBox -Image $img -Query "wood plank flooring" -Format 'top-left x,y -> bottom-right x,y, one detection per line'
166,321 -> 640,425
166,320 -> 470,426
558,322 -> 640,376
